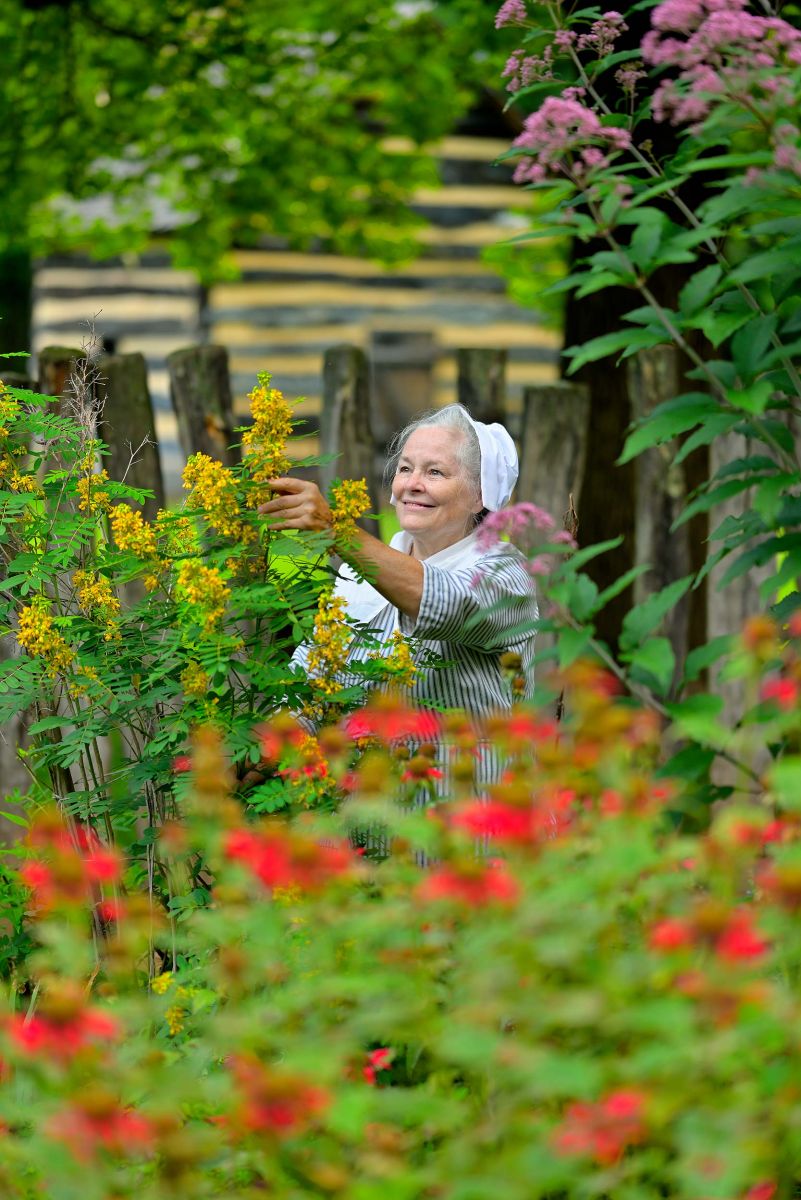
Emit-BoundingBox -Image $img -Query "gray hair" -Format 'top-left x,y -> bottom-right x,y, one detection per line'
384,403 -> 482,493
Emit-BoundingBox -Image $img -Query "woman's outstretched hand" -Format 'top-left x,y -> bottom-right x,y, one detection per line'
259,477 -> 333,532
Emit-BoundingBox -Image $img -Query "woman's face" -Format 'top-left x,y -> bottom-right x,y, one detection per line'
392,427 -> 483,555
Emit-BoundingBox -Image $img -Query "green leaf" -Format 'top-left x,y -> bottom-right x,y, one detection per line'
564,327 -> 665,375
619,576 -> 693,650
730,248 -> 797,285
559,537 -> 623,572
683,635 -> 735,685
595,564 -> 650,608
556,626 -> 593,668
624,636 -> 676,695
725,379 -> 774,415
667,692 -> 730,748
769,758 -> 801,812
678,265 -> 723,316
619,394 -> 720,463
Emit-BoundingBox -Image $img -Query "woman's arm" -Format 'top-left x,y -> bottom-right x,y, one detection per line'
260,477 -> 424,619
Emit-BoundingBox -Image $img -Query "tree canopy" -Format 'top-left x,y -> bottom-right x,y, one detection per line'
3,0 -> 510,285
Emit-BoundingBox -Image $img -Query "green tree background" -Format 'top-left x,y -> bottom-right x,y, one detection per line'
2,0 -> 519,353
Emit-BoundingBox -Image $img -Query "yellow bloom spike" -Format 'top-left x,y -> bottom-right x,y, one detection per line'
182,454 -> 253,541
306,589 -> 352,698
330,478 -> 371,541
242,372 -> 294,498
17,598 -> 74,675
110,505 -> 158,558
73,569 -> 122,641
176,559 -> 230,633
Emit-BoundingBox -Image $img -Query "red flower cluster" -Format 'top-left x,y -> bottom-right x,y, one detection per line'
363,1047 -> 392,1085
227,1054 -> 328,1136
48,1097 -> 153,1162
552,1089 -> 648,1164
223,825 -> 353,892
8,1003 -> 119,1062
20,812 -> 122,913
417,860 -> 520,907
451,791 -> 573,845
760,675 -> 799,711
649,906 -> 769,963
344,701 -> 440,745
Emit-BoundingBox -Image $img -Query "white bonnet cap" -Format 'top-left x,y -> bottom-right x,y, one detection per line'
465,414 -> 518,511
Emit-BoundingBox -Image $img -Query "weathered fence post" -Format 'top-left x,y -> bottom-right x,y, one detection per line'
369,331 -> 436,448
628,347 -> 693,674
167,345 -> 239,466
320,345 -> 380,530
37,345 -> 88,405
97,353 -> 166,521
457,348 -> 507,424
517,382 -> 590,518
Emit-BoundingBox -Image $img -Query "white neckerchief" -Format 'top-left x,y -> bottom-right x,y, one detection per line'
334,529 -> 486,629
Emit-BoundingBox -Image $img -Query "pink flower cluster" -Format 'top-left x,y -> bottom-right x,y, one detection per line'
577,10 -> 628,56
495,0 -> 527,29
643,0 -> 801,127
511,96 -> 632,184
502,46 -> 553,92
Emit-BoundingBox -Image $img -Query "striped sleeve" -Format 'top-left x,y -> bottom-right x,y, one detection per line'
401,549 -> 538,652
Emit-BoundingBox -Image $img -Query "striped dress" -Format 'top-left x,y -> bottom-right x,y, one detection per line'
292,534 -> 538,855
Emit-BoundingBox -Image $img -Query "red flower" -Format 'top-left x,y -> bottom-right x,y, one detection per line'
344,703 -> 440,745
83,845 -> 123,884
649,918 -> 693,952
223,826 -> 353,892
716,910 -> 769,962
553,1089 -> 647,1165
760,676 -> 799,710
172,755 -> 192,773
48,1102 -> 154,1162
228,1054 -> 328,1136
417,861 -> 520,907
9,1006 -> 120,1061
363,1047 -> 392,1085
744,1182 -> 777,1200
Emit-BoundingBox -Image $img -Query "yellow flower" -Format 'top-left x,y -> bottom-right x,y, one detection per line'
73,569 -> 121,640
377,630 -> 417,688
76,467 -> 112,515
306,589 -> 352,698
176,558 -> 230,632
330,478 -> 371,541
17,598 -> 74,675
151,972 -> 174,995
155,510 -> 198,556
241,372 -> 294,500
182,453 -> 253,542
0,383 -> 19,439
110,505 -> 158,558
164,1004 -> 185,1037
181,660 -> 210,698
0,456 -> 39,494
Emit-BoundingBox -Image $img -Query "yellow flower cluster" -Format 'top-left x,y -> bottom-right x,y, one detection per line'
381,630 -> 417,688
151,972 -> 174,995
73,570 -> 121,641
330,478 -> 371,541
76,468 -> 112,515
67,664 -> 104,700
306,589 -> 352,697
180,660 -> 210,698
0,455 -> 39,494
155,510 -> 198,556
176,559 -> 230,632
242,372 -> 293,498
0,383 -> 20,439
17,598 -> 74,675
182,453 -> 253,541
110,505 -> 158,558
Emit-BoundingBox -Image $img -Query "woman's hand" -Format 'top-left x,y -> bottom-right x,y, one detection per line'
259,477 -> 333,532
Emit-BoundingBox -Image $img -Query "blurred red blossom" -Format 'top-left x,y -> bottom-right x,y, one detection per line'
553,1089 -> 648,1164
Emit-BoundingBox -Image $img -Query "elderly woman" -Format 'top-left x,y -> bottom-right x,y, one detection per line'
262,404 -> 538,717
